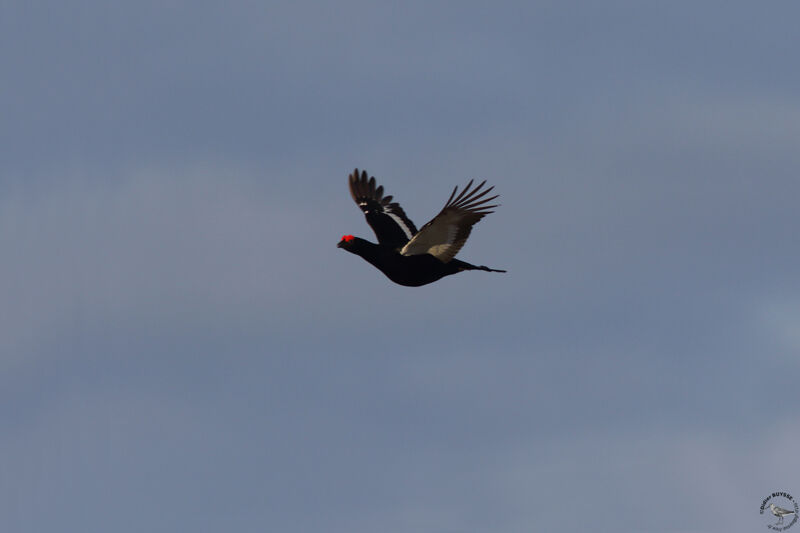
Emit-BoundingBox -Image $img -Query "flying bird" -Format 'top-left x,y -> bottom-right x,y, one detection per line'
770,503 -> 796,525
337,168 -> 506,287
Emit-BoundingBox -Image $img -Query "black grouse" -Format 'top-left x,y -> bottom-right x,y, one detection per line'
337,168 -> 506,287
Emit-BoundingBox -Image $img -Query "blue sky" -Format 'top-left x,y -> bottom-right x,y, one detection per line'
2,2 -> 800,532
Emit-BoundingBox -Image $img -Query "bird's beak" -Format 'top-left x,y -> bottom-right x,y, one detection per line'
337,240 -> 344,248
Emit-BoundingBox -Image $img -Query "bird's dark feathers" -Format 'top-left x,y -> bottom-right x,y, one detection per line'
348,168 -> 417,247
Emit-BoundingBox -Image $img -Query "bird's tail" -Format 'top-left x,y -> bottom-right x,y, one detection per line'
453,259 -> 506,273
476,265 -> 507,273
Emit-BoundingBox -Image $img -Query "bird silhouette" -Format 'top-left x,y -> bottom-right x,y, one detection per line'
338,168 -> 506,286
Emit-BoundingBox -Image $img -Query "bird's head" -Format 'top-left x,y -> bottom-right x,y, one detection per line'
337,234 -> 356,249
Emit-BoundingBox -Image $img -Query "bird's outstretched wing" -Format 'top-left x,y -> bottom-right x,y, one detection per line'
400,179 -> 498,262
349,168 -> 417,247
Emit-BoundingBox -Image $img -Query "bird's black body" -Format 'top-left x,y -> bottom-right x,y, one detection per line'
338,168 -> 505,287
337,236 -> 503,287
